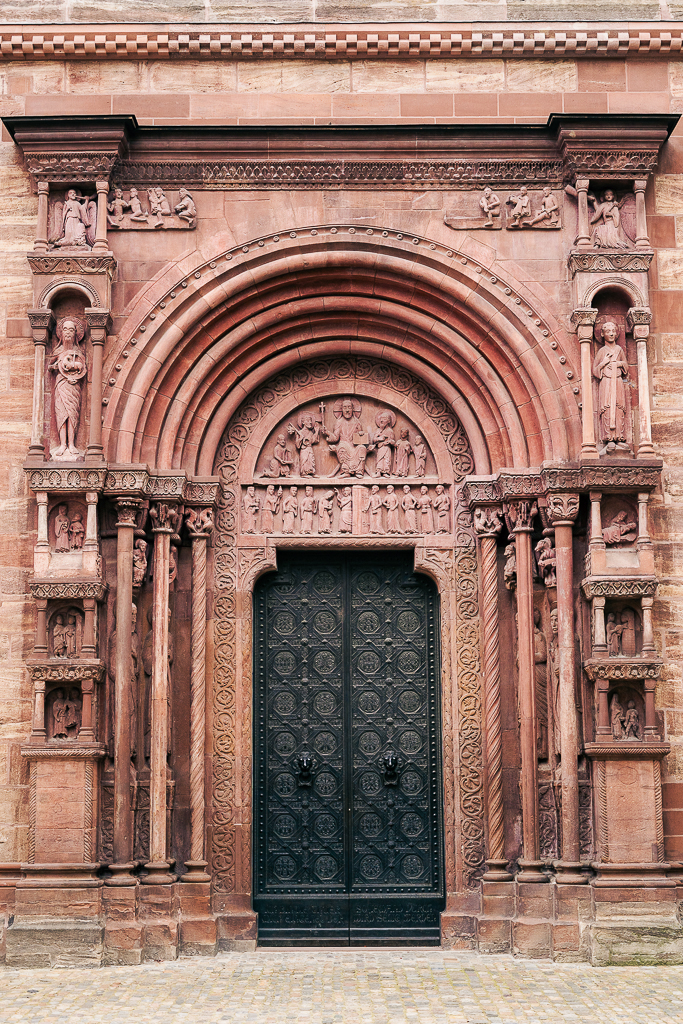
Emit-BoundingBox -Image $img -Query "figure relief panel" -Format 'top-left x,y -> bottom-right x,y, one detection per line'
246,396 -> 450,538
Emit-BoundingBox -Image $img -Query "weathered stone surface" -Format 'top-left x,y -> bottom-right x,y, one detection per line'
6,920 -> 104,968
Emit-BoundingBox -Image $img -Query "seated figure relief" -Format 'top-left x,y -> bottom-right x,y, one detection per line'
256,397 -> 435,481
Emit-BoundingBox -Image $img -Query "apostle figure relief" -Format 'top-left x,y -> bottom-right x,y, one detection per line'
245,396 -> 449,535
592,319 -> 634,455
48,318 -> 87,461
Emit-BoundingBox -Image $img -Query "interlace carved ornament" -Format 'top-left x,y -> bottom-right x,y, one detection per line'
212,357 -> 481,895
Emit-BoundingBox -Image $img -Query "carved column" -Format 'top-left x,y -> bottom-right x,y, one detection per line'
93,179 -> 109,252
109,498 -> 139,885
27,310 -> 54,459
572,307 -> 598,459
182,507 -> 214,882
547,494 -> 586,884
34,180 -> 49,254
474,506 -> 512,881
627,307 -> 655,458
145,501 -> 177,884
575,178 -> 591,250
505,499 -> 546,882
85,308 -> 110,464
634,179 -> 649,249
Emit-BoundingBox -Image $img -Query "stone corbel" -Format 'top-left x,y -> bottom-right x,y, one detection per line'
571,307 -> 599,460
626,306 -> 655,458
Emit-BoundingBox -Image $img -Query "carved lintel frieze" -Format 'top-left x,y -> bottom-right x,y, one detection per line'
581,576 -> 658,600
473,505 -> 504,538
27,659 -> 105,684
583,742 -> 670,760
183,479 -> 220,505
29,579 -> 108,602
583,658 -> 662,682
28,254 -> 117,277
103,467 -> 149,496
27,466 -> 108,493
462,477 -> 501,507
568,251 -> 653,275
21,744 -> 107,760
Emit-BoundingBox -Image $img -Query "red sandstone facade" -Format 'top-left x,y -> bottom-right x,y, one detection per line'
1,20 -> 683,965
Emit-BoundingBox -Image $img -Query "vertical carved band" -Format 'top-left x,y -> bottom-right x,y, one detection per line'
189,522 -> 211,863
597,760 -> 608,862
28,763 -> 37,865
84,759 -> 94,863
654,759 -> 664,863
479,532 -> 504,863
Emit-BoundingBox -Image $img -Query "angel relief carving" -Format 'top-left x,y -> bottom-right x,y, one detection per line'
49,190 -> 97,249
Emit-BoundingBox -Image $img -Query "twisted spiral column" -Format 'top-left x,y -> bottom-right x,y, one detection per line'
183,513 -> 213,882
480,533 -> 510,879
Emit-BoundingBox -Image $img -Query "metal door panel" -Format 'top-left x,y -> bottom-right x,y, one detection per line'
253,552 -> 443,945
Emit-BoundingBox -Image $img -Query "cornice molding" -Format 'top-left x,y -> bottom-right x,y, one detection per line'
0,24 -> 682,61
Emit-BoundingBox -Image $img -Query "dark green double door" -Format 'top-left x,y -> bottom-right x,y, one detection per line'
253,552 -> 444,945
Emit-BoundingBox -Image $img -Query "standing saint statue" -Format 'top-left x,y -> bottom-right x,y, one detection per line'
48,318 -> 87,460
593,320 -> 632,453
371,410 -> 396,477
288,411 -> 321,477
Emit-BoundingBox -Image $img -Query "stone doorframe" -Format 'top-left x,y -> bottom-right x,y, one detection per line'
208,357 -> 484,926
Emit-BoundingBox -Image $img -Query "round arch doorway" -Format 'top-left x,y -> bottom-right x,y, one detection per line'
253,549 -> 444,946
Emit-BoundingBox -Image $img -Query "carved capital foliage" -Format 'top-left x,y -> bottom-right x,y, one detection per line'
545,493 -> 580,526
104,468 -> 149,495
504,499 -> 538,534
184,479 -> 219,505
149,501 -> 182,535
568,252 -> 653,275
570,307 -> 598,330
186,506 -> 214,539
26,152 -> 119,184
627,306 -> 653,337
462,478 -> 500,506
27,309 -> 55,339
473,506 -> 504,538
115,497 -> 141,529
581,576 -> 658,600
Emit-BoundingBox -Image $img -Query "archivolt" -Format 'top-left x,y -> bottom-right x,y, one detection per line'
101,225 -> 580,473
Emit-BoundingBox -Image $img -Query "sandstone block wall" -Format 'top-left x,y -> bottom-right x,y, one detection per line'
0,41 -> 682,866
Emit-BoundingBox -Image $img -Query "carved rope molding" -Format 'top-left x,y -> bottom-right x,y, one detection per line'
212,357 -> 481,895
0,26 -> 682,60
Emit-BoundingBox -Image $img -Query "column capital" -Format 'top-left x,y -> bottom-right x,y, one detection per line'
544,493 -> 580,527
627,306 -> 652,338
186,506 -> 214,539
571,307 -> 598,342
84,306 -> 111,341
504,499 -> 538,534
473,505 -> 504,538
150,500 -> 182,535
115,497 -> 141,529
27,308 -> 54,343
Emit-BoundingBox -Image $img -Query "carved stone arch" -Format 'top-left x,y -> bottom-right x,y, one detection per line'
582,276 -> 646,309
38,278 -> 101,309
209,355 -> 484,904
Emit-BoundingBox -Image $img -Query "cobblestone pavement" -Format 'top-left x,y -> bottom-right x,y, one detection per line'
1,949 -> 682,1024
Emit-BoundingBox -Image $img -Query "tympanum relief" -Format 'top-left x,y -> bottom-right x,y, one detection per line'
247,398 -> 449,537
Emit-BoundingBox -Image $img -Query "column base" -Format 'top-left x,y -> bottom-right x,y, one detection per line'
142,861 -> 177,885
105,863 -> 138,887
482,859 -> 514,881
516,859 -> 549,883
181,860 -> 211,883
554,861 -> 589,885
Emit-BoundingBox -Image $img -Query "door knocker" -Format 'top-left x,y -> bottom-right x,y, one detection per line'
293,752 -> 317,787
379,751 -> 402,786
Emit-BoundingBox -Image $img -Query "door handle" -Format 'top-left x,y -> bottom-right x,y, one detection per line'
293,753 -> 317,787
378,751 -> 402,786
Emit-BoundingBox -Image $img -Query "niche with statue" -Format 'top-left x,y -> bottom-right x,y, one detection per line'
608,684 -> 644,741
46,683 -> 83,741
604,601 -> 642,658
48,605 -> 85,659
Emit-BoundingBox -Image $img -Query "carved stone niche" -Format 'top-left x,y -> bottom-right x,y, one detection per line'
48,604 -> 84,659
49,499 -> 87,560
604,601 -> 642,658
606,684 -> 644,742
46,682 -> 83,741
601,495 -> 639,570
